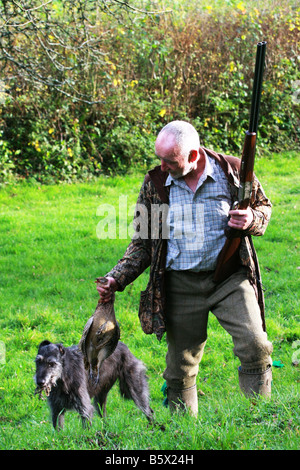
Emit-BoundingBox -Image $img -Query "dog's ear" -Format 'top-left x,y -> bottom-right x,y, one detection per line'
38,340 -> 51,350
57,343 -> 65,356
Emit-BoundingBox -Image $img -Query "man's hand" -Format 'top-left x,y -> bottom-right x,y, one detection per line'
96,276 -> 117,303
228,207 -> 254,231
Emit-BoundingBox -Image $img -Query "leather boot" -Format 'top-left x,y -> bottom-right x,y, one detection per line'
238,366 -> 272,398
167,385 -> 198,417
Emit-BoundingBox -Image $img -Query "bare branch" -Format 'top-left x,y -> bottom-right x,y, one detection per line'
0,0 -> 169,102
112,0 -> 171,15
23,0 -> 53,12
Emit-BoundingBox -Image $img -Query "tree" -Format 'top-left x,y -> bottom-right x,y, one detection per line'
0,0 -> 165,103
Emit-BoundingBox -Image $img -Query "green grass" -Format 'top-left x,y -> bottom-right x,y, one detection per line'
0,152 -> 299,450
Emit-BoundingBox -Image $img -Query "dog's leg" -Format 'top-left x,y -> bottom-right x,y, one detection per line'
93,393 -> 108,418
93,398 -> 102,417
89,364 -> 94,382
81,415 -> 92,429
95,368 -> 101,385
79,404 -> 94,427
52,408 -> 65,430
74,388 -> 94,428
57,411 -> 65,430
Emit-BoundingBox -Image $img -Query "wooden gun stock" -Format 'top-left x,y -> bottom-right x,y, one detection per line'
213,42 -> 266,283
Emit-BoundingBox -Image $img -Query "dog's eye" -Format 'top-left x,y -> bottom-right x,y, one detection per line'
48,362 -> 56,368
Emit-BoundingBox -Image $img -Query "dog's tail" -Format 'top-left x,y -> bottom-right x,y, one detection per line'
118,349 -> 153,421
119,360 -> 147,399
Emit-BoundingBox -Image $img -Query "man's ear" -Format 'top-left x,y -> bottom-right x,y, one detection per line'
188,149 -> 198,163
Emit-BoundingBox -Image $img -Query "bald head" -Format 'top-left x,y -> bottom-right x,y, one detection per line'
155,121 -> 201,179
156,121 -> 200,160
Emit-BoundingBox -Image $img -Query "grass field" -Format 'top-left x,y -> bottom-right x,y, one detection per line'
0,152 -> 299,451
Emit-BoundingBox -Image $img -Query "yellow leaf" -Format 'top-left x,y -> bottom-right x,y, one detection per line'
237,1 -> 246,13
158,108 -> 167,117
229,61 -> 236,72
48,128 -> 54,134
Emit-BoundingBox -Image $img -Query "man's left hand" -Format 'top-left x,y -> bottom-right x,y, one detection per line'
228,207 -> 254,231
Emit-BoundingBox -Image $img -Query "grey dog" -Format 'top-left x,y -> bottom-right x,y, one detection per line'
34,340 -> 153,429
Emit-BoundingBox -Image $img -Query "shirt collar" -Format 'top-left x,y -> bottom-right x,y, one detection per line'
164,150 -> 216,188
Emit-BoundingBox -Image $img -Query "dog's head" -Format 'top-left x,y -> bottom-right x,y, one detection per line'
34,340 -> 65,397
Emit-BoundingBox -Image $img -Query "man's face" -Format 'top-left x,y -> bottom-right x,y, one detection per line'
155,133 -> 193,179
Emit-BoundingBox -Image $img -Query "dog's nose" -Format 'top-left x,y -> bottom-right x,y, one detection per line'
37,378 -> 46,387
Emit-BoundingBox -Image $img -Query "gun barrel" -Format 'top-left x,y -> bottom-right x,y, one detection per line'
249,41 -> 267,134
213,41 -> 267,283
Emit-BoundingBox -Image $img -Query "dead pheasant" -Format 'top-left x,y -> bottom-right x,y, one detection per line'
79,277 -> 120,382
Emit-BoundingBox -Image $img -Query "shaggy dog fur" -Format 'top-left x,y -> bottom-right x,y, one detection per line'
34,340 -> 153,429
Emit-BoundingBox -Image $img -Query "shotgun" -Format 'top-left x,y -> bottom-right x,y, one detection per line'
213,41 -> 267,283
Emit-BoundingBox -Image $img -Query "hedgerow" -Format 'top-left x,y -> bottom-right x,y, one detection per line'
0,0 -> 299,182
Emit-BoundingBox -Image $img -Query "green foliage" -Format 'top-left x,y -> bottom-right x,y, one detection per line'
0,0 -> 299,182
0,133 -> 15,180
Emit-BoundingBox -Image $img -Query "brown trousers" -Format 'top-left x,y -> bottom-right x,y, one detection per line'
163,267 -> 273,390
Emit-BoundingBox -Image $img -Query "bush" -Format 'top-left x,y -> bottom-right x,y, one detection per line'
0,0 -> 299,182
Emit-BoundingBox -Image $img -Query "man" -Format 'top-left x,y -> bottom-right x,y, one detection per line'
97,121 -> 273,417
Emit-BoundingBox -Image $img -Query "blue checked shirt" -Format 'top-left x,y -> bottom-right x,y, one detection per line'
165,152 -> 232,271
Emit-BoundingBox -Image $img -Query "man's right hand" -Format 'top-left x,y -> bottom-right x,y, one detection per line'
96,276 -> 117,303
